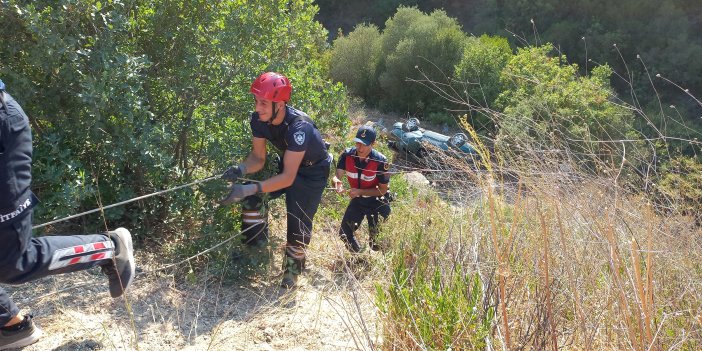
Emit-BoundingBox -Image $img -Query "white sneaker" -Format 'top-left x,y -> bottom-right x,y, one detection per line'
0,315 -> 43,350
101,228 -> 136,297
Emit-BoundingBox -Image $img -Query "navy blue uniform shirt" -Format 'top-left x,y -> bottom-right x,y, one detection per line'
250,105 -> 327,165
0,92 -> 38,226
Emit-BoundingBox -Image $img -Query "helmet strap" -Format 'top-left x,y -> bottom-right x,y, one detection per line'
269,101 -> 286,125
0,91 -> 6,112
266,102 -> 277,125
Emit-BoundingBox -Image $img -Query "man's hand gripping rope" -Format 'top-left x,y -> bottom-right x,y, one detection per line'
219,163 -> 262,205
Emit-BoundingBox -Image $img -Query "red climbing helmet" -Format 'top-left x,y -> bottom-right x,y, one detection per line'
250,72 -> 292,102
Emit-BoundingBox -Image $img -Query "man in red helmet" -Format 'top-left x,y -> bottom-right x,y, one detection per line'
221,72 -> 331,288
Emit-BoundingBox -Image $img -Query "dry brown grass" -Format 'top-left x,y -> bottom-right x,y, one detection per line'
370,116 -> 702,350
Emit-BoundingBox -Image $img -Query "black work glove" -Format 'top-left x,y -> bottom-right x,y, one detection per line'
220,183 -> 259,205
221,164 -> 246,181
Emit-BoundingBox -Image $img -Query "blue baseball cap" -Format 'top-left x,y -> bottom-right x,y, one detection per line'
353,125 -> 377,146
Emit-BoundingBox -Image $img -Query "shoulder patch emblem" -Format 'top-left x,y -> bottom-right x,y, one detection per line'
384,162 -> 390,171
293,131 -> 306,146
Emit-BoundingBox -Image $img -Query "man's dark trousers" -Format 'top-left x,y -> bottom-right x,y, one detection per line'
339,197 -> 391,252
270,160 -> 330,271
0,211 -> 112,325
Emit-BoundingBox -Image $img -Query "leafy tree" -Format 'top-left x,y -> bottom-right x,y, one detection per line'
0,0 -> 348,239
495,45 -> 636,170
377,7 -> 467,115
330,24 -> 382,102
454,35 -> 512,132
328,6 -> 469,119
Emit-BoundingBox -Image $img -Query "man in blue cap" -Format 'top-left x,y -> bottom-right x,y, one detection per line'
0,80 -> 135,350
332,125 -> 392,252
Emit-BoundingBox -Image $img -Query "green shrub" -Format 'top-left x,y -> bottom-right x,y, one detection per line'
657,156 -> 702,222
494,45 -> 636,171
378,7 -> 468,115
330,24 -> 382,101
454,35 -> 513,132
330,7 -> 468,119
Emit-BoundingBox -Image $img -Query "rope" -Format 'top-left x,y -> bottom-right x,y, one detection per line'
32,174 -> 223,230
147,224 -> 253,273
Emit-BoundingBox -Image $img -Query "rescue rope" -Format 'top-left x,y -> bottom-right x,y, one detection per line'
345,152 -> 480,175
148,224 -> 254,273
25,150 -> 482,298
31,174 -> 234,230
25,156 -> 481,303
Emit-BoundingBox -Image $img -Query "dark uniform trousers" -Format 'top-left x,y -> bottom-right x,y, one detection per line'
0,212 -> 112,325
247,158 -> 330,274
340,196 -> 391,252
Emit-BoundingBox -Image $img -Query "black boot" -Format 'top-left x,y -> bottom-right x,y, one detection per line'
241,195 -> 269,247
340,233 -> 362,253
281,255 -> 305,289
241,219 -> 269,247
369,228 -> 381,251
